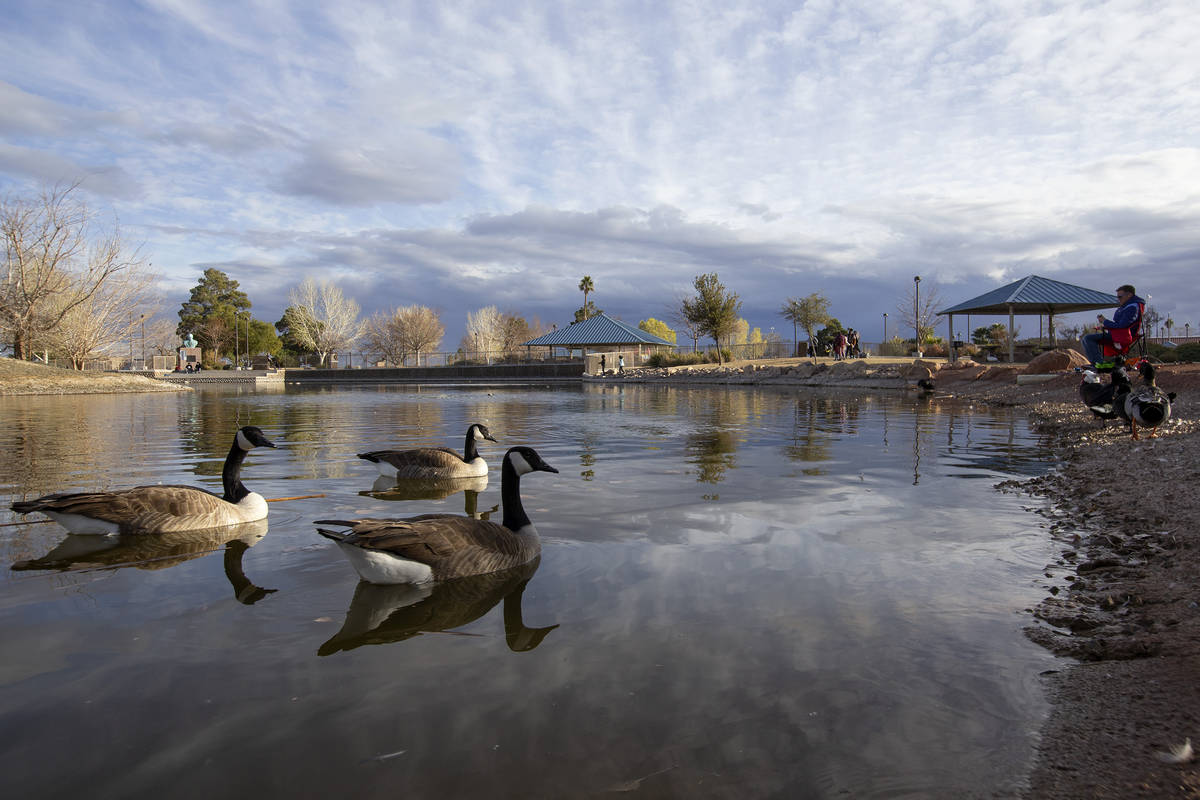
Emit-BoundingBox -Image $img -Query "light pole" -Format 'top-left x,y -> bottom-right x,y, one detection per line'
139,314 -> 145,369
913,276 -> 921,354
882,312 -> 888,345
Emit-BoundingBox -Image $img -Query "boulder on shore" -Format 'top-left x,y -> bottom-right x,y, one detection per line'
1023,349 -> 1090,374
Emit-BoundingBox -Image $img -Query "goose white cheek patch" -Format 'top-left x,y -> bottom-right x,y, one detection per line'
509,452 -> 533,475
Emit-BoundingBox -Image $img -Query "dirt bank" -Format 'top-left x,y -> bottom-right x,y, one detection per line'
0,358 -> 189,395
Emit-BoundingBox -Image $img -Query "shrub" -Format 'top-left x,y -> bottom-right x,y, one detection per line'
922,342 -> 947,357
645,350 -> 733,368
1172,342 -> 1200,362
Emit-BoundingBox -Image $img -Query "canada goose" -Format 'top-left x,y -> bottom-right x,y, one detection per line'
317,558 -> 556,656
357,423 -> 497,479
316,445 -> 558,584
1125,361 -> 1176,440
9,426 -> 277,534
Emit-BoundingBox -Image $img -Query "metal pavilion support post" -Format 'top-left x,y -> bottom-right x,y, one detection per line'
913,275 -> 921,353
947,314 -> 955,362
1008,304 -> 1016,363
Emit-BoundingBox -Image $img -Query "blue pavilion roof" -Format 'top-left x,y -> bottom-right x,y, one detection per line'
939,275 -> 1118,315
523,312 -> 674,347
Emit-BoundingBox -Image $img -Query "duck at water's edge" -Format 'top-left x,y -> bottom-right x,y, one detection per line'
1079,367 -> 1132,423
1125,361 -> 1177,440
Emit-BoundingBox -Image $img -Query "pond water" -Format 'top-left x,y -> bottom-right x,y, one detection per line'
0,383 -> 1060,798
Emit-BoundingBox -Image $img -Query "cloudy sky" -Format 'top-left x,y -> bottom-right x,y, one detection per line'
3,0 -> 1199,348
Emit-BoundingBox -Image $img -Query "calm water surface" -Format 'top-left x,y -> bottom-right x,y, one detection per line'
0,384 -> 1060,798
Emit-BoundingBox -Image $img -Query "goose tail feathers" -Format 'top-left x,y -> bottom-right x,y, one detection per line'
315,523 -> 354,542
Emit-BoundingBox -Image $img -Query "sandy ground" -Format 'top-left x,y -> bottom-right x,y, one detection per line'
0,358 -> 189,394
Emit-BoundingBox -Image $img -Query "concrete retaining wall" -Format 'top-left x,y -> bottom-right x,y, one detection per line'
282,363 -> 584,383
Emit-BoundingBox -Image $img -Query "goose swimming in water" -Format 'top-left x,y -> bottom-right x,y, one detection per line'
1125,361 -> 1176,440
9,426 -> 277,534
357,423 -> 497,479
316,446 -> 557,584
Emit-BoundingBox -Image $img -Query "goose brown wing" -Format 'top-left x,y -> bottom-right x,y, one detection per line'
21,486 -> 230,529
340,516 -> 522,567
361,447 -> 467,472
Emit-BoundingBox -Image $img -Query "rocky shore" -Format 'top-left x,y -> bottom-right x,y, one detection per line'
608,354 -> 1200,798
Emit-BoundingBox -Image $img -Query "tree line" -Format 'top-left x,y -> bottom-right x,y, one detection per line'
4,184 -> 953,370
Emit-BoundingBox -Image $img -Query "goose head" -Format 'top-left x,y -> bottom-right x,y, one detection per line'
471,423 -> 498,443
505,446 -> 559,476
235,426 -> 277,451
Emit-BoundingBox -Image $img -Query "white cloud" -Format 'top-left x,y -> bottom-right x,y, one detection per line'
1,0 -> 1199,340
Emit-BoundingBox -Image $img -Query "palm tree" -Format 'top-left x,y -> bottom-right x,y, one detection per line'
578,276 -> 595,320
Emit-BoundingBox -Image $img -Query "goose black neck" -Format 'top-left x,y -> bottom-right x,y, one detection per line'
500,457 -> 531,531
462,428 -> 480,462
222,441 -> 250,502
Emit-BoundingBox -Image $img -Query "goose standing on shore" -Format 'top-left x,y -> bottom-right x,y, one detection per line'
357,423 -> 497,479
316,446 -> 558,584
10,426 -> 278,534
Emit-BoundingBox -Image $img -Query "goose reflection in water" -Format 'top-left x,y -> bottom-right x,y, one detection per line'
10,519 -> 276,605
360,475 -> 497,520
318,558 -> 557,657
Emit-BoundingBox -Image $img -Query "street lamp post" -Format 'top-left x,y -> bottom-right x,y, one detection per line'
913,276 -> 921,355
882,313 -> 888,347
140,314 -> 145,370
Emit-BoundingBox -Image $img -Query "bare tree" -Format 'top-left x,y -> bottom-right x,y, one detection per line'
465,305 -> 504,363
143,314 -> 182,357
361,310 -> 407,366
198,316 -> 235,366
47,266 -> 158,369
896,279 -> 943,346
1,183 -> 146,359
285,278 -> 362,367
363,305 -> 445,366
396,305 -> 444,365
